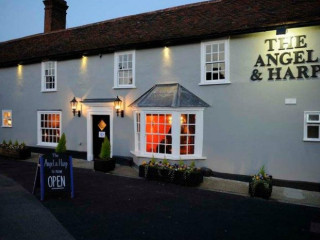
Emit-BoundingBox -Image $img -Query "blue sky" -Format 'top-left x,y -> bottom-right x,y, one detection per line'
0,0 -> 205,42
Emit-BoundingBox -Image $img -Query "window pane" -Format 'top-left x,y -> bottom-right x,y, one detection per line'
205,45 -> 211,53
212,44 -> 218,52
187,145 -> 194,154
188,136 -> 195,145
189,114 -> 196,124
180,136 -> 187,144
180,146 -> 187,155
219,43 -> 224,51
307,126 -> 319,139
309,115 -> 319,121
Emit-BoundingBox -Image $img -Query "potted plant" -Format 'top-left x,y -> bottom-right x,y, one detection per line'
55,133 -> 67,153
94,137 -> 115,172
249,165 -> 272,199
0,139 -> 31,159
139,158 -> 203,186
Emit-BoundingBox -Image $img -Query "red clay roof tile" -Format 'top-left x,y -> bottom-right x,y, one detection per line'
0,0 -> 319,67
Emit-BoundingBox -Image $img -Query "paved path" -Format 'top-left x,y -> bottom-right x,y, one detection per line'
1,158 -> 319,240
0,174 -> 75,240
26,153 -> 320,208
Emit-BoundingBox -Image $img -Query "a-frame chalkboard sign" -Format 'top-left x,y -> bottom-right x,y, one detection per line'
33,153 -> 74,201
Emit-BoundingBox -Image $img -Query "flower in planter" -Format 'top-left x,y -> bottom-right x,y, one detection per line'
139,158 -> 203,186
249,165 -> 272,199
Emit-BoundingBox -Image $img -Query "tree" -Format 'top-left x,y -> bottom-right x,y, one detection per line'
99,137 -> 111,160
55,133 -> 67,153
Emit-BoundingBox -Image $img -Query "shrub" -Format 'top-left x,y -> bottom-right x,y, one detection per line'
8,140 -> 12,145
2,140 -> 6,145
190,161 -> 196,169
179,159 -> 184,167
99,137 -> 111,160
55,133 -> 67,153
163,157 -> 169,165
14,140 -> 19,146
150,155 -> 156,165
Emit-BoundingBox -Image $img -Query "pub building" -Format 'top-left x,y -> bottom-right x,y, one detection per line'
0,0 -> 319,188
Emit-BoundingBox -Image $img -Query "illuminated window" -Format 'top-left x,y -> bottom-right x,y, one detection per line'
114,51 -> 135,88
133,110 -> 203,159
41,61 -> 57,92
304,112 -> 320,141
180,114 -> 196,155
135,113 -> 141,151
37,111 -> 61,146
2,110 -> 12,128
200,40 -> 229,85
146,114 -> 172,154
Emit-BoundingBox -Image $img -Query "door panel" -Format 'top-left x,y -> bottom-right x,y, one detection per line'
92,115 -> 110,159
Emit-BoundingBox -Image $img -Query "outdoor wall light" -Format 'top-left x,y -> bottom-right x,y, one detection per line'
70,97 -> 81,117
276,26 -> 287,35
114,96 -> 124,118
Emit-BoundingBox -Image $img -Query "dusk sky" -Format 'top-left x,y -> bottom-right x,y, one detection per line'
0,0 -> 205,42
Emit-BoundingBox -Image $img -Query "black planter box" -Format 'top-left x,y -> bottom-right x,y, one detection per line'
0,147 -> 31,160
94,158 -> 116,172
249,177 -> 272,199
139,165 -> 203,187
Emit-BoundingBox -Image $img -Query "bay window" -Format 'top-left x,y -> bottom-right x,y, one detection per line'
133,109 -> 204,159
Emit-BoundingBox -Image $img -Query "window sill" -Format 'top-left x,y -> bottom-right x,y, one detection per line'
199,81 -> 231,86
1,126 -> 12,128
303,138 -> 320,142
37,143 -> 58,147
41,90 -> 57,93
130,151 -> 207,160
113,86 -> 136,89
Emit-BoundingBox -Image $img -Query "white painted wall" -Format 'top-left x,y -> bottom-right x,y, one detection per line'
0,26 -> 319,182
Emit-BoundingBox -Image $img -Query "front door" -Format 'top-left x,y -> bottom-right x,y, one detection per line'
92,115 -> 110,159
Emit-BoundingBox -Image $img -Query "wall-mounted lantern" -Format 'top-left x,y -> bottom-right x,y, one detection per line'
114,96 -> 124,118
70,97 -> 81,117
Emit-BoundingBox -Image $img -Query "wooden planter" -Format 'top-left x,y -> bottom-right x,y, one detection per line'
139,165 -> 203,187
249,177 -> 272,199
0,147 -> 31,160
94,158 -> 116,172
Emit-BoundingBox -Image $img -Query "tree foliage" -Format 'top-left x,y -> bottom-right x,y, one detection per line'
55,133 -> 67,153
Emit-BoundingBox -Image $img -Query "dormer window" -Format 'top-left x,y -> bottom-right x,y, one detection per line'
41,61 -> 57,92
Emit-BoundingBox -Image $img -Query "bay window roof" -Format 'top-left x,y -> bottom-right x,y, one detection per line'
129,83 -> 210,108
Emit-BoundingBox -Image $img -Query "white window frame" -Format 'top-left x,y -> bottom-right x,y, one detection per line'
132,108 -> 204,160
304,111 -> 320,142
37,111 -> 62,147
41,61 -> 57,92
114,50 -> 136,89
2,110 -> 12,128
200,39 -> 230,85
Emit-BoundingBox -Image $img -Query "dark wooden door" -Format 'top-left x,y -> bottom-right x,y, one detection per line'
92,115 -> 110,159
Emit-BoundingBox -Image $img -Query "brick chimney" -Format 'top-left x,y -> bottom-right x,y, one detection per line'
43,0 -> 68,33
